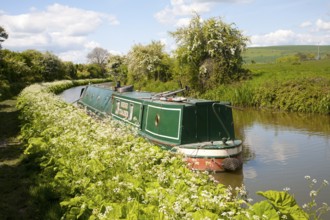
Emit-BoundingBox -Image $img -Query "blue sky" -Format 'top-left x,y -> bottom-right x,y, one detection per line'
1,0 -> 329,63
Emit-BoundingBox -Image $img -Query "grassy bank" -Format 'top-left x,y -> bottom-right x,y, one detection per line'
202,59 -> 330,114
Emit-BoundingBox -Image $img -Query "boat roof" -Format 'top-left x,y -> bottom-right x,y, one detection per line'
90,84 -> 230,106
115,91 -> 220,106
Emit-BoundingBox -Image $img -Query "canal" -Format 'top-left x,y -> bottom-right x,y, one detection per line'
60,86 -> 330,218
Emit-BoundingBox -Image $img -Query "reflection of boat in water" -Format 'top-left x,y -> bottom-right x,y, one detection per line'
77,83 -> 243,172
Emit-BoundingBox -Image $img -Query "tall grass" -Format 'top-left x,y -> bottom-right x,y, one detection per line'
201,60 -> 330,114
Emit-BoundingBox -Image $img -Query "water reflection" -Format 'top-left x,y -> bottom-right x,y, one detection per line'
213,169 -> 244,189
59,85 -> 85,104
234,109 -> 330,138
219,108 -> 330,219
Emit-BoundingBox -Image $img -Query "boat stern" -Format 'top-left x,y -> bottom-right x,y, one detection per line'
177,140 -> 243,172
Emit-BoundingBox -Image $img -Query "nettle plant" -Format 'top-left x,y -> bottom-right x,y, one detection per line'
17,81 -> 328,219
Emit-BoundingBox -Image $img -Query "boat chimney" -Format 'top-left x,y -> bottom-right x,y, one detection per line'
115,81 -> 121,91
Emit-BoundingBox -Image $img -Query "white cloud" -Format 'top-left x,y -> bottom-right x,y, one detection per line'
316,19 -> 330,32
155,0 -> 253,27
250,17 -> 330,46
194,0 -> 253,3
250,29 -> 330,46
243,166 -> 257,179
250,29 -> 296,46
155,0 -> 212,26
58,50 -> 88,64
85,41 -> 101,50
1,3 -> 119,62
176,17 -> 193,27
300,21 -> 312,28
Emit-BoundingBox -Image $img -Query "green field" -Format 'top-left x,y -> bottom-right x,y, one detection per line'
202,58 -> 330,114
243,45 -> 330,63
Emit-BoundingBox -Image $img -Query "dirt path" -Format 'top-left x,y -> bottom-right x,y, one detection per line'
0,99 -> 39,219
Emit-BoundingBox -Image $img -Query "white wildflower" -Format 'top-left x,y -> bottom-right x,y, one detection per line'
310,190 -> 317,197
283,187 -> 290,192
173,201 -> 181,214
247,198 -> 254,203
97,181 -> 103,186
190,194 -> 198,200
281,214 -> 288,219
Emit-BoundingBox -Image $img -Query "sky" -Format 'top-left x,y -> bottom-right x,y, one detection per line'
1,0 -> 329,63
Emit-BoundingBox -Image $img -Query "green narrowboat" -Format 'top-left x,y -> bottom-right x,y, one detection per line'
78,83 -> 242,172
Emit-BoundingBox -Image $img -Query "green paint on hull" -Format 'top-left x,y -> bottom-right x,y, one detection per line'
78,84 -> 239,149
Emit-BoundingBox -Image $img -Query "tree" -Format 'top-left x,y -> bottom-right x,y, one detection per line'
106,54 -> 128,84
170,14 -> 249,92
126,41 -> 170,87
87,63 -> 104,78
0,26 -> 8,49
0,48 -> 76,99
63,61 -> 77,79
20,50 -> 45,82
87,47 -> 109,75
41,52 -> 65,81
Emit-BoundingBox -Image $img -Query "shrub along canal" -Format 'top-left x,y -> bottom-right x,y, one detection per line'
60,86 -> 330,218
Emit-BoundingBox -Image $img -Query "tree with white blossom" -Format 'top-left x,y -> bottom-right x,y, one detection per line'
170,14 -> 249,92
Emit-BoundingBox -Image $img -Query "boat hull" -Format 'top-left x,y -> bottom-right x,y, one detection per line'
185,155 -> 242,172
177,140 -> 242,172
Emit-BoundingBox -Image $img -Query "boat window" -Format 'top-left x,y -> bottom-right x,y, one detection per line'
115,100 -> 120,114
129,103 -> 134,120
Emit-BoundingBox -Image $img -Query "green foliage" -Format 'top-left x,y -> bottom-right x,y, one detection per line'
106,54 -> 128,84
16,80 -> 313,219
86,63 -> 105,78
276,55 -> 300,64
251,78 -> 330,113
126,41 -> 171,89
41,52 -> 67,81
243,45 -> 330,64
276,52 -> 317,64
170,13 -> 249,92
257,191 -> 308,219
0,49 -> 80,100
246,201 -> 279,219
139,80 -> 179,93
201,59 -> 330,114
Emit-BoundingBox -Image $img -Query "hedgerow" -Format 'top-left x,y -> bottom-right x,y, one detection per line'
201,77 -> 330,114
17,80 -> 314,219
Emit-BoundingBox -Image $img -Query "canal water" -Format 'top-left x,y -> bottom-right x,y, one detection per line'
217,109 -> 330,218
60,87 -> 330,217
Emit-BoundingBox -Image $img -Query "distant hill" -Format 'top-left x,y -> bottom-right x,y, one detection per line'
243,45 -> 330,63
